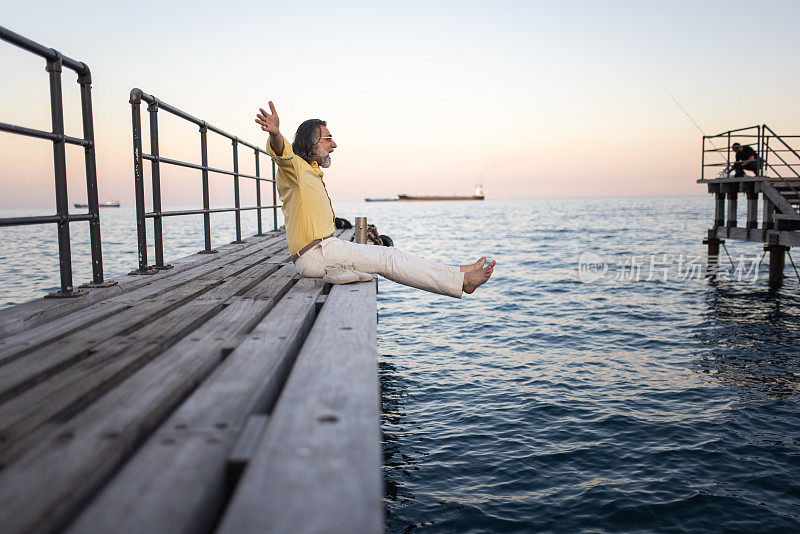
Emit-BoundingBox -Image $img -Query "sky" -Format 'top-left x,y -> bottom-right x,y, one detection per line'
1,0 -> 800,208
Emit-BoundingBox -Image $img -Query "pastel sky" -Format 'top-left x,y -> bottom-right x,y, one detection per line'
1,0 -> 799,208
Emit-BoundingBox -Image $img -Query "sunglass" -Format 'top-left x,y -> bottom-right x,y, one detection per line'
319,136 -> 334,142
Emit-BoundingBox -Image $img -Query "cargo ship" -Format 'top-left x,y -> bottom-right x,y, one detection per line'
398,184 -> 484,201
366,185 -> 484,202
73,200 -> 121,208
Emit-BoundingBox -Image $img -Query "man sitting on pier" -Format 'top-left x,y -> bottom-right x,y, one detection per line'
255,101 -> 494,298
726,142 -> 760,177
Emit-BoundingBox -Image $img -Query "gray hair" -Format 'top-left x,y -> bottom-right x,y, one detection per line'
292,119 -> 327,164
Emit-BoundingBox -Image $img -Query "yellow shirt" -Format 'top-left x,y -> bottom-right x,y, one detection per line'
265,135 -> 336,256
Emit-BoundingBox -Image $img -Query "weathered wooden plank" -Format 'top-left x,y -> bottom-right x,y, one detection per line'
229,414 -> 270,468
723,227 -> 764,243
0,233 -> 286,361
0,231 -> 285,338
0,240 -> 288,392
237,263 -> 298,300
0,278 -> 220,401
0,268 -> 299,534
216,279 -> 382,534
0,263 -> 286,466
65,278 -> 326,534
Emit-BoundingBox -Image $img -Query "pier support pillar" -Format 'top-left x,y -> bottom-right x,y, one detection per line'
766,243 -> 788,290
746,192 -> 758,229
703,229 -> 722,279
726,190 -> 738,228
714,192 -> 725,227
763,198 -> 775,231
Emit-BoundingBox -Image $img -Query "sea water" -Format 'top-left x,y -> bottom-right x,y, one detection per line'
2,197 -> 799,532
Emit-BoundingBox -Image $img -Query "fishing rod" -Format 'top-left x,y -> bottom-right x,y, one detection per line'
666,89 -> 728,165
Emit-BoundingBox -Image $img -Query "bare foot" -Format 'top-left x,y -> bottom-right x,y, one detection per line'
463,260 -> 495,294
460,256 -> 486,272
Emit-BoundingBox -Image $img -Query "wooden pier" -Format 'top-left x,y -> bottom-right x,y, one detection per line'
0,228 -> 383,534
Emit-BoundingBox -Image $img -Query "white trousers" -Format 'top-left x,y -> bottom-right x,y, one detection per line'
294,237 -> 464,298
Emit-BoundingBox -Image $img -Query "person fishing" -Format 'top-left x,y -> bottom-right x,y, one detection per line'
726,142 -> 760,177
254,101 -> 494,298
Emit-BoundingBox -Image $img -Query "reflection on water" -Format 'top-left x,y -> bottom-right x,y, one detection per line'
697,284 -> 800,399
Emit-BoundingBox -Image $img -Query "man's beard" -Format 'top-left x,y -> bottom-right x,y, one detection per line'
318,150 -> 332,168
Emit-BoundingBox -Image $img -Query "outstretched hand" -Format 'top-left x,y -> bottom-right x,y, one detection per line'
255,101 -> 280,136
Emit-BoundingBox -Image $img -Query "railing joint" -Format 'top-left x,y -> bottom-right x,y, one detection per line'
77,63 -> 91,84
45,50 -> 62,72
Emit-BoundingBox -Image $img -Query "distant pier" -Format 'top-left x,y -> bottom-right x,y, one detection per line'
698,125 -> 800,289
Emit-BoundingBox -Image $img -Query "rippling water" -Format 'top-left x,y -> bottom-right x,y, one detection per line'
2,197 -> 800,532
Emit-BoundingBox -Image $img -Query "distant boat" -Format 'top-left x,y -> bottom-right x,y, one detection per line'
364,197 -> 399,202
397,184 -> 484,202
73,200 -> 121,208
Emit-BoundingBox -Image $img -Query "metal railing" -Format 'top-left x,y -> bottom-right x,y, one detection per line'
129,89 -> 280,273
0,25 -> 105,296
701,125 -> 762,180
761,125 -> 800,181
702,124 -> 800,201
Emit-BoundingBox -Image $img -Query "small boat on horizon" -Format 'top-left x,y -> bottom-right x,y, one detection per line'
73,200 -> 121,208
365,185 -> 484,202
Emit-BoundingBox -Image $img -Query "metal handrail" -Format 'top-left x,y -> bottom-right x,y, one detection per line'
760,125 -> 800,205
701,125 -> 761,180
706,125 -> 762,137
0,25 -> 104,297
701,125 -> 800,205
129,89 -> 280,272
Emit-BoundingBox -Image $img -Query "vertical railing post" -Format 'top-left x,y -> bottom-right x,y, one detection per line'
77,66 -> 104,285
254,148 -> 262,235
272,160 -> 278,230
701,136 -> 706,180
726,132 -> 731,174
47,53 -> 74,296
757,125 -> 762,175
148,100 -> 166,267
130,91 -> 149,272
232,138 -> 243,243
199,123 -> 213,253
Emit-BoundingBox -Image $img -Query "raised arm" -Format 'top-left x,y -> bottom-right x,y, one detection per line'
255,101 -> 284,155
